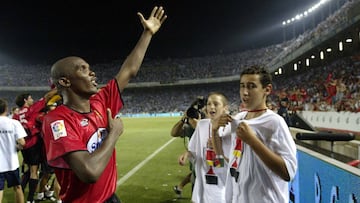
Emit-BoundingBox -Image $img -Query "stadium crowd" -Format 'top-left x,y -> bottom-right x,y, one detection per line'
1,0 -> 360,115
1,51 -> 359,114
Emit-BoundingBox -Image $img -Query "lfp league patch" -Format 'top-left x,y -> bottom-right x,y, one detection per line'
51,120 -> 67,140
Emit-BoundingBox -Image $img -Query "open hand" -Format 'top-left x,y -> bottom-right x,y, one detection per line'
137,6 -> 167,35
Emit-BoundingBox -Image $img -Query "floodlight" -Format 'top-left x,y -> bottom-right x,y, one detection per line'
293,63 -> 298,71
281,0 -> 332,25
338,41 -> 343,51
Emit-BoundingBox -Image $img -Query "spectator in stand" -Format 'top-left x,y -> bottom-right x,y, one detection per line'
278,97 -> 292,126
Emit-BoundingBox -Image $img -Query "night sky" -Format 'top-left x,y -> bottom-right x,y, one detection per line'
0,0 -> 318,65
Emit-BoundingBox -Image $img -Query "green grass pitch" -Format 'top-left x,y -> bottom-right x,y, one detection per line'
2,117 -> 193,203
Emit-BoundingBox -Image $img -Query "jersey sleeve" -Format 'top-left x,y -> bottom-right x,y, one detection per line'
43,114 -> 87,169
90,79 -> 123,117
29,98 -> 46,115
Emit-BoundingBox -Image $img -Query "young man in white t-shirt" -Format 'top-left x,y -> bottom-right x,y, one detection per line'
0,98 -> 27,203
214,66 -> 298,203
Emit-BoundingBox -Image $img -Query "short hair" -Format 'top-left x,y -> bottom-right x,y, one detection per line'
0,98 -> 8,114
207,92 -> 229,106
15,93 -> 31,107
240,65 -> 272,88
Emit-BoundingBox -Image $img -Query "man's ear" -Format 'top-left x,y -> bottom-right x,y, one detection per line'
264,84 -> 272,95
58,77 -> 71,88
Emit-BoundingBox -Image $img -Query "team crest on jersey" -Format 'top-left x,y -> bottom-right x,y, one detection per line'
80,118 -> 89,127
51,120 -> 67,140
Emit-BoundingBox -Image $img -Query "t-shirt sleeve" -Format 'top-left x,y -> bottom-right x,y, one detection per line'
274,117 -> 298,180
188,124 -> 199,157
14,119 -> 27,140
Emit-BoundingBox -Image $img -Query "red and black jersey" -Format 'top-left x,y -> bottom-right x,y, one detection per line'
13,98 -> 46,149
42,79 -> 123,203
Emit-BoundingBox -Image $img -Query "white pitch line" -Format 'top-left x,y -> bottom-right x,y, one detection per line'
117,137 -> 176,186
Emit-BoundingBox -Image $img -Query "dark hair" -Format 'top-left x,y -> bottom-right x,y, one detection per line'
15,93 -> 31,107
0,98 -> 8,114
241,65 -> 272,88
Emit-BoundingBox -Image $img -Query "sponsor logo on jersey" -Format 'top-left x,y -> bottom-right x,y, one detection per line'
87,128 -> 108,153
51,120 -> 67,140
80,118 -> 89,127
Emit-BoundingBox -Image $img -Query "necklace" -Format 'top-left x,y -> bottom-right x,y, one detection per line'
243,108 -> 267,119
243,108 -> 267,112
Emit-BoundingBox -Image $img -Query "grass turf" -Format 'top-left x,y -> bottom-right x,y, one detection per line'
2,117 -> 193,203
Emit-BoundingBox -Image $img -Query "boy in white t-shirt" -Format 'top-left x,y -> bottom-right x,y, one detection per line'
187,92 -> 232,203
215,66 -> 298,203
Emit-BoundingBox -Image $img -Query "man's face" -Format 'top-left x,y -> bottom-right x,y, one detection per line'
25,95 -> 34,106
68,59 -> 98,98
239,74 -> 270,110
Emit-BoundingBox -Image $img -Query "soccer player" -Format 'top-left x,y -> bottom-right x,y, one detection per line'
14,89 -> 57,203
41,6 -> 167,203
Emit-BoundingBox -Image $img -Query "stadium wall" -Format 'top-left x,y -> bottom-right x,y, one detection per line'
290,145 -> 360,203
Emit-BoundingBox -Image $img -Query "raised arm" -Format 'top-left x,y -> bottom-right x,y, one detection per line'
116,6 -> 167,92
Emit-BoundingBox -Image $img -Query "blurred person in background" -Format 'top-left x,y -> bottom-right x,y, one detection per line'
8,107 -> 19,119
34,96 -> 62,203
0,98 -> 27,203
14,89 -> 57,203
171,96 -> 206,197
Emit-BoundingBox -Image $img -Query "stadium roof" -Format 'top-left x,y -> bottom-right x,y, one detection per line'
0,0 -> 324,64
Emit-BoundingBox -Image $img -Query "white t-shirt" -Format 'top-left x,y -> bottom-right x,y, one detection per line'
225,110 -> 297,203
0,116 -> 27,172
188,118 -> 232,203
